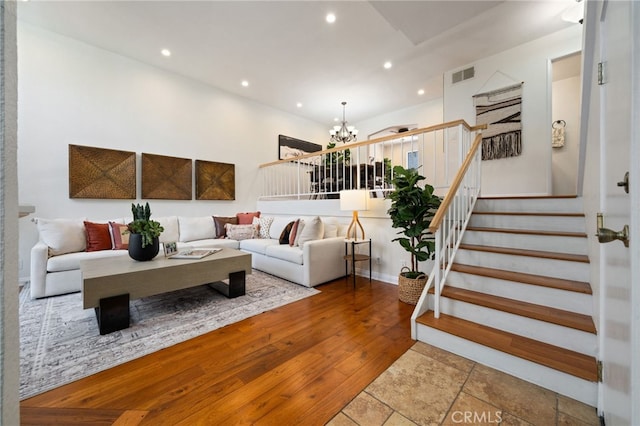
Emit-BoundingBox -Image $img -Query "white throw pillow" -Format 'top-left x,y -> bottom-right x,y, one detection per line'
178,216 -> 216,242
225,223 -> 259,241
252,216 -> 274,239
155,216 -> 179,243
296,216 -> 324,247
322,217 -> 339,238
36,218 -> 87,256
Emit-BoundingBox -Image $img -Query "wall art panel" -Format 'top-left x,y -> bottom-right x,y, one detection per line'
141,153 -> 192,200
69,144 -> 136,199
195,160 -> 235,200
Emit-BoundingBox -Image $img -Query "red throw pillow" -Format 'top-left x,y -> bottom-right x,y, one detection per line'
84,221 -> 112,252
236,211 -> 260,225
288,219 -> 300,246
109,222 -> 130,250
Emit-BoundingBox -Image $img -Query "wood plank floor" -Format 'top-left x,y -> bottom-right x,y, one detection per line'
20,276 -> 415,425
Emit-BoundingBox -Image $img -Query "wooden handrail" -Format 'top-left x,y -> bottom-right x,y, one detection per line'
259,119 -> 482,168
429,131 -> 484,233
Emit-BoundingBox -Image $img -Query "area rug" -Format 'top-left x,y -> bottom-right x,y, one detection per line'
19,270 -> 319,400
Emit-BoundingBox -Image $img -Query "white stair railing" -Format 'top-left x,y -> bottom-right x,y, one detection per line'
258,120 -> 480,200
410,131 -> 485,339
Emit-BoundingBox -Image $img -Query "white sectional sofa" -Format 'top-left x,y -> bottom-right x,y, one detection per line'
30,214 -> 346,299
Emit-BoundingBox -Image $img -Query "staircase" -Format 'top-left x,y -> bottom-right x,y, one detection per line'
415,196 -> 598,406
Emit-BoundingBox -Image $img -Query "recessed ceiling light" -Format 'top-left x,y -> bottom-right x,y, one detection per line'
241,80 -> 249,87
417,89 -> 425,96
326,13 -> 336,24
383,61 -> 393,69
296,102 -> 303,108
161,48 -> 171,57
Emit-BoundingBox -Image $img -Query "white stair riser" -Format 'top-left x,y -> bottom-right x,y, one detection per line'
475,198 -> 584,214
454,249 -> 590,282
446,271 -> 594,315
428,296 -> 597,356
468,214 -> 586,233
463,230 -> 588,255
415,324 -> 597,406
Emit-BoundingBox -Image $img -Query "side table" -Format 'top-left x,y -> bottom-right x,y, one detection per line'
343,239 -> 372,288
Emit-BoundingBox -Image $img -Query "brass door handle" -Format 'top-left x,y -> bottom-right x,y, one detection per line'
596,213 -> 629,247
617,171 -> 629,193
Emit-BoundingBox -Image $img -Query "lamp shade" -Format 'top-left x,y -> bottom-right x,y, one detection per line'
340,189 -> 368,211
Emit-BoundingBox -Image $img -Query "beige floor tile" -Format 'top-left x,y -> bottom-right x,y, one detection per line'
500,412 -> 534,425
441,392 -> 502,426
463,364 -> 556,425
410,342 -> 475,374
557,395 -> 599,425
326,412 -> 359,426
342,392 -> 393,426
365,349 -> 468,425
383,411 -> 419,426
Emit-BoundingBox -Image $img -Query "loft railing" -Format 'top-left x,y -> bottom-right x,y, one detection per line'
258,120 -> 481,200
410,130 -> 485,339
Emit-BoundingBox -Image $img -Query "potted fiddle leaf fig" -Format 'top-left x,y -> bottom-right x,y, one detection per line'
127,202 -> 164,261
387,165 -> 441,304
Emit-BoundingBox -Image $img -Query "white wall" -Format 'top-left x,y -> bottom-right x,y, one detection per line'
443,26 -> 583,196
17,23 -> 328,280
552,75 -> 581,195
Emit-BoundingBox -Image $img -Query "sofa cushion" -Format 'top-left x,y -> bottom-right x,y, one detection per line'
252,216 -> 274,239
213,216 -> 238,238
322,217 -> 339,238
239,238 -> 279,255
109,222 -> 130,250
156,216 -> 179,243
84,221 -> 112,252
175,238 -> 239,250
270,216 -> 294,239
265,244 -> 304,265
296,216 -> 324,247
225,224 -> 258,240
236,211 -> 260,225
37,218 -> 87,256
47,249 -> 128,272
179,216 -> 216,242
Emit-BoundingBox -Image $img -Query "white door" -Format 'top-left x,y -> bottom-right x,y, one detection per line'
593,0 -> 639,424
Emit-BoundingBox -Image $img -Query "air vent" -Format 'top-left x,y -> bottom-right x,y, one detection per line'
452,66 -> 475,84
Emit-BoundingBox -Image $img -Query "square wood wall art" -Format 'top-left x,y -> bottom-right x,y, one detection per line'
141,153 -> 192,200
69,144 -> 136,199
195,160 -> 235,200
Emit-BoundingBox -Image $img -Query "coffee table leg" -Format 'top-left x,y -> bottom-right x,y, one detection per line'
209,270 -> 246,298
95,293 -> 130,335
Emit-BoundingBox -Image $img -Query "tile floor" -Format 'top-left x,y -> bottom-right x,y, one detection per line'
327,342 -> 600,426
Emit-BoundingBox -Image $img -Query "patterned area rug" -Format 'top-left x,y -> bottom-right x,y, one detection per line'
19,270 -> 319,400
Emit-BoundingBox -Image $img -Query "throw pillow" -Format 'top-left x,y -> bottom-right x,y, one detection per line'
109,221 -> 130,250
288,219 -> 301,246
213,216 -> 238,238
279,221 -> 295,244
293,221 -> 306,246
252,216 -> 274,239
236,211 -> 260,225
84,221 -> 112,252
296,216 -> 325,247
36,218 -> 87,256
225,223 -> 259,241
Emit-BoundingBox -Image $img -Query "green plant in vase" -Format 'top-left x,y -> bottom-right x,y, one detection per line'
128,202 -> 164,248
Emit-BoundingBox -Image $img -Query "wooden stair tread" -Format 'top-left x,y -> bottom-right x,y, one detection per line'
416,312 -> 598,382
458,243 -> 590,263
472,211 -> 584,217
466,226 -> 587,238
430,286 -> 596,333
450,263 -> 592,294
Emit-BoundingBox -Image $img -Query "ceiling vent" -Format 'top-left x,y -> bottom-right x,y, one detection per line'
452,66 -> 475,84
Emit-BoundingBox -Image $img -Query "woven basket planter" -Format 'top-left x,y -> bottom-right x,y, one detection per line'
398,267 -> 427,305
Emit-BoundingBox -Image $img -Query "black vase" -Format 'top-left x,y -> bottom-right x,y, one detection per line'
128,233 -> 159,261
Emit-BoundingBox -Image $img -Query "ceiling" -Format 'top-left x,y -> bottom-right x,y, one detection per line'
17,1 -> 580,127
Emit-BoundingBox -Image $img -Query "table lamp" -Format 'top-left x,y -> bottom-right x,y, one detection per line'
340,189 -> 368,240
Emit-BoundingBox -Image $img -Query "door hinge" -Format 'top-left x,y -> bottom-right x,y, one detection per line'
598,62 -> 606,85
597,360 -> 603,382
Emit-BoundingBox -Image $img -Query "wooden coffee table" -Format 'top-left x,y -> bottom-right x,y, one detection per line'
80,248 -> 251,335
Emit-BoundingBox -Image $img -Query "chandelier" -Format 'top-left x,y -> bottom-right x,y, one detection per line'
329,101 -> 358,144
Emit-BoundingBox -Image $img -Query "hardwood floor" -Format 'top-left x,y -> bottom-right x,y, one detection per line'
20,276 -> 415,425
